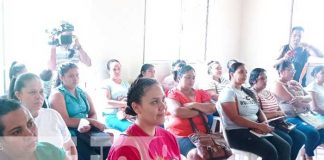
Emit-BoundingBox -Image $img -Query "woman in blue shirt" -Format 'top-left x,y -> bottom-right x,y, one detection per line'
49,62 -> 106,160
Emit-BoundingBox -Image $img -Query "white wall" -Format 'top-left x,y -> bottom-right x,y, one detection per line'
240,0 -> 293,86
0,0 -> 295,94
0,0 -> 4,95
89,0 -> 145,84
206,0 -> 242,68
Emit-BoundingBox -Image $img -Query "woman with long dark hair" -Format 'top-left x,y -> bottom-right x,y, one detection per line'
272,60 -> 324,160
108,78 -> 181,159
249,68 -> 305,160
218,62 -> 290,160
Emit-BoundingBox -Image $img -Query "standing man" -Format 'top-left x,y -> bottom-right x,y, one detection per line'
274,26 -> 323,86
48,21 -> 91,71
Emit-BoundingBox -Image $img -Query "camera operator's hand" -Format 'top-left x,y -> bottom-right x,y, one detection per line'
48,34 -> 60,47
73,36 -> 82,50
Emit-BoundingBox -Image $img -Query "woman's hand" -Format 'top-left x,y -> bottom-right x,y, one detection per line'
73,36 -> 82,50
89,119 -> 106,131
78,124 -> 91,133
283,51 -> 293,60
183,102 -> 197,109
116,110 -> 127,120
276,111 -> 285,117
255,123 -> 273,134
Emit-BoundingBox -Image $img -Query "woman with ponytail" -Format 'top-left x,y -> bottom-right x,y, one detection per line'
7,61 -> 27,98
108,78 -> 181,160
218,62 -> 290,160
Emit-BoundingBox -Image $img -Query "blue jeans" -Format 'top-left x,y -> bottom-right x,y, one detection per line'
226,129 -> 291,160
274,127 -> 306,160
177,137 -> 196,156
207,114 -> 213,128
104,114 -> 132,132
287,117 -> 324,156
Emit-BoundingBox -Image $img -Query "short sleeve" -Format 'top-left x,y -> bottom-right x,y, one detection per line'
101,79 -> 112,90
36,142 -> 66,160
196,89 -> 211,102
218,87 -> 236,103
122,80 -> 130,89
167,89 -> 188,104
51,109 -> 71,143
306,82 -> 317,93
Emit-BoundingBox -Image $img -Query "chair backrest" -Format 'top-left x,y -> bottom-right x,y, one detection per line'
215,102 -> 229,142
216,102 -> 260,160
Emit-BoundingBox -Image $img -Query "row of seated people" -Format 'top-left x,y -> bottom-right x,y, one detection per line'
0,70 -> 180,160
3,63 -> 107,160
217,61 -> 324,160
1,58 -> 323,160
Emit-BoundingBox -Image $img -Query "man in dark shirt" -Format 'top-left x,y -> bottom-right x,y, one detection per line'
274,26 -> 323,86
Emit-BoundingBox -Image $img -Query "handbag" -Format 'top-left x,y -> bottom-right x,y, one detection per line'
298,111 -> 324,129
188,112 -> 232,160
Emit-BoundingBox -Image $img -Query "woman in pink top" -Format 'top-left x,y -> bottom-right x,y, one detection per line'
107,78 -> 181,160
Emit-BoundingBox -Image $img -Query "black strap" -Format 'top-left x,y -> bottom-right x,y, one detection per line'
189,110 -> 212,134
188,117 -> 199,133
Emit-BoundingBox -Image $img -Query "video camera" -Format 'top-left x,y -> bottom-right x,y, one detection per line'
46,22 -> 75,46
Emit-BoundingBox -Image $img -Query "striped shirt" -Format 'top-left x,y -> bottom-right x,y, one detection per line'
202,76 -> 230,94
257,90 -> 280,112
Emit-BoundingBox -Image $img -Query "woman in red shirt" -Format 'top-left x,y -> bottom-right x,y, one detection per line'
165,65 -> 216,157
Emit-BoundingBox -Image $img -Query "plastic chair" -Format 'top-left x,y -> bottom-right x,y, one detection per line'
216,102 -> 260,160
315,144 -> 324,160
211,116 -> 222,133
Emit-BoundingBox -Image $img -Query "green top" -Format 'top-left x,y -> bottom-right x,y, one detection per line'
58,85 -> 90,136
36,142 -> 66,160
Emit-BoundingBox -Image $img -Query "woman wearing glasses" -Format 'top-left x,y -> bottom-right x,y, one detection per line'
271,60 -> 324,160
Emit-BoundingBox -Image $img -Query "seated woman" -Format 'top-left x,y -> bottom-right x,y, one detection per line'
101,59 -> 132,132
272,60 -> 324,160
107,78 -> 181,159
162,59 -> 186,95
136,63 -> 156,79
200,60 -> 230,124
306,66 -> 324,115
0,98 -> 68,160
49,62 -> 106,160
218,62 -> 290,160
10,73 -> 77,160
201,60 -> 229,102
249,68 -> 306,160
7,61 -> 27,98
165,64 -> 216,157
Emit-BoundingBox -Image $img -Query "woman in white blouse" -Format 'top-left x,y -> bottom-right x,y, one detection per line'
306,65 -> 324,114
10,73 -> 77,160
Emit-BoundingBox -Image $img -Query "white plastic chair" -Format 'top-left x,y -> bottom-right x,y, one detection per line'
211,116 -> 222,133
216,102 -> 260,160
315,144 -> 324,160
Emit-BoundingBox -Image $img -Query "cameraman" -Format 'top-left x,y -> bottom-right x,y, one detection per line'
48,21 -> 91,71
